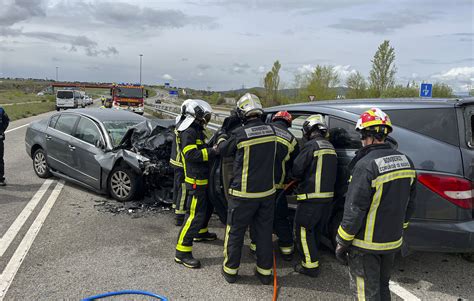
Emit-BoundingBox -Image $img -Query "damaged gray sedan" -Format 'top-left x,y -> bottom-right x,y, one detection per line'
25,109 -> 174,202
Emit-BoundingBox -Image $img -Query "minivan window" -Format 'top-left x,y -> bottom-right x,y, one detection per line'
387,109 -> 459,146
328,118 -> 362,149
469,114 -> 473,147
288,115 -> 309,139
74,117 -> 102,145
54,114 -> 79,135
57,91 -> 73,99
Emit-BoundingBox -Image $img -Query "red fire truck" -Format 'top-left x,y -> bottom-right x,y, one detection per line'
111,84 -> 146,115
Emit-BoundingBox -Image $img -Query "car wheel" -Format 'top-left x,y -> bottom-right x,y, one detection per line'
33,148 -> 52,178
108,167 -> 138,202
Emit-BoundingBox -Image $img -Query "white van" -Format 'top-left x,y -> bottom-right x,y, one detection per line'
56,90 -> 80,111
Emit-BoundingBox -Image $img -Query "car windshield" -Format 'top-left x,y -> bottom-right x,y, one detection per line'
103,120 -> 141,146
114,87 -> 143,98
57,91 -> 74,99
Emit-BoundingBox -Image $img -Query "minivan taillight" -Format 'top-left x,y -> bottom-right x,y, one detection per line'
418,173 -> 473,209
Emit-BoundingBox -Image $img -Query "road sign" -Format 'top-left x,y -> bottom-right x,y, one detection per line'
164,83 -> 170,88
169,90 -> 178,96
420,83 -> 433,98
308,95 -> 315,101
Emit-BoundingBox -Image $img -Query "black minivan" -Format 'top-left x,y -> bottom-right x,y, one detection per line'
208,98 -> 474,254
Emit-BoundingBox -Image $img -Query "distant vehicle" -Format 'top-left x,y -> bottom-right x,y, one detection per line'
111,84 -> 145,115
25,109 -> 174,202
56,90 -> 81,111
155,99 -> 161,104
209,98 -> 474,254
36,92 -> 44,96
104,97 -> 113,108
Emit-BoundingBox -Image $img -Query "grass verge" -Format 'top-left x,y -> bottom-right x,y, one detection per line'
4,102 -> 56,121
0,90 -> 55,105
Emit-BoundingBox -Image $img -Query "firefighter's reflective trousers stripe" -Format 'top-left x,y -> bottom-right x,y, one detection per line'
294,202 -> 327,269
223,195 -> 275,276
173,168 -> 187,215
249,189 -> 294,254
348,250 -> 396,301
176,189 -> 211,253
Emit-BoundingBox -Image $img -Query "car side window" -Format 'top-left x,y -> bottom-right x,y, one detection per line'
54,114 -> 79,135
49,115 -> 59,128
74,117 -> 102,146
328,117 -> 362,149
288,115 -> 310,139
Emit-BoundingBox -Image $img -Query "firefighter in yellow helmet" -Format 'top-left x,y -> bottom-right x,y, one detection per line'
218,93 -> 277,285
335,108 -> 416,300
292,114 -> 338,277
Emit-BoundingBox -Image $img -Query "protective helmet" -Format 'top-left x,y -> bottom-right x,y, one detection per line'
177,99 -> 213,131
272,111 -> 293,126
175,99 -> 193,125
236,93 -> 264,119
302,114 -> 328,137
355,108 -> 393,136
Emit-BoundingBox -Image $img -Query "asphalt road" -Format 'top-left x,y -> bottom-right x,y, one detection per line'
0,103 -> 472,300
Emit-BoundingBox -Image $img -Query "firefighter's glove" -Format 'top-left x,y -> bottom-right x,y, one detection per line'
335,243 -> 349,265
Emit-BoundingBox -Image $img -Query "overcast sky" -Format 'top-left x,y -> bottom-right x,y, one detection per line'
0,0 -> 473,91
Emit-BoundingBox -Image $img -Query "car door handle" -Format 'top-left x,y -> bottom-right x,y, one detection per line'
68,144 -> 76,151
46,135 -> 52,140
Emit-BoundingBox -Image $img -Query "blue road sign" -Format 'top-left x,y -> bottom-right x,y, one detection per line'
420,83 -> 433,98
169,90 -> 178,95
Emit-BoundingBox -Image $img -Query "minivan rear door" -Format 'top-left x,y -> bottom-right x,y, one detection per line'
459,104 -> 474,181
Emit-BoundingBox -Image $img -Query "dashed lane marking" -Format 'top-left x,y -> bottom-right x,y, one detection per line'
0,180 -> 54,257
0,180 -> 64,300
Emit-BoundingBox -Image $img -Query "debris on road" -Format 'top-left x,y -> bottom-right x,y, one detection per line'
94,198 -> 173,218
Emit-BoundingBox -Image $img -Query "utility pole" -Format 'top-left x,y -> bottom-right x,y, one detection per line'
55,67 -> 59,81
139,54 -> 143,85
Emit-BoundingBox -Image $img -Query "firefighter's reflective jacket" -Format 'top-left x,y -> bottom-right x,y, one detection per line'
178,123 -> 216,188
170,128 -> 183,168
336,143 -> 417,254
218,118 -> 277,199
272,120 -> 299,189
292,137 -> 337,202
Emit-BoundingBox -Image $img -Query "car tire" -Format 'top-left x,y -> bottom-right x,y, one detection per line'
108,166 -> 138,202
33,148 -> 52,178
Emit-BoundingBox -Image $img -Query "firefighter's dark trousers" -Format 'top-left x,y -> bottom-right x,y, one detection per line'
0,139 -> 4,181
348,250 -> 396,301
249,189 -> 293,254
294,202 -> 326,270
175,188 -> 212,255
223,195 -> 275,276
172,167 -> 187,215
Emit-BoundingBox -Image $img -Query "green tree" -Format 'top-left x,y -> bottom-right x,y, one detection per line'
264,71 -> 274,105
369,40 -> 397,97
432,83 -> 454,98
263,60 -> 281,106
346,71 -> 368,99
470,89 -> 474,97
300,65 -> 340,101
271,60 -> 281,105
381,85 -> 418,98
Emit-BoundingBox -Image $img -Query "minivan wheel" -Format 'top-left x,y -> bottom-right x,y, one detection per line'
108,167 -> 138,202
33,148 -> 52,178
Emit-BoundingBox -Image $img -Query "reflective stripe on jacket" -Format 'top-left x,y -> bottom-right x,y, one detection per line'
272,120 -> 299,189
178,123 -> 216,187
336,143 -> 417,254
170,128 -> 183,168
292,137 -> 337,203
218,118 -> 277,199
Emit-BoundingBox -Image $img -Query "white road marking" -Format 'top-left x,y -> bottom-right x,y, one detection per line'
0,180 -> 53,257
390,280 -> 421,301
0,180 -> 64,300
4,124 -> 30,134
